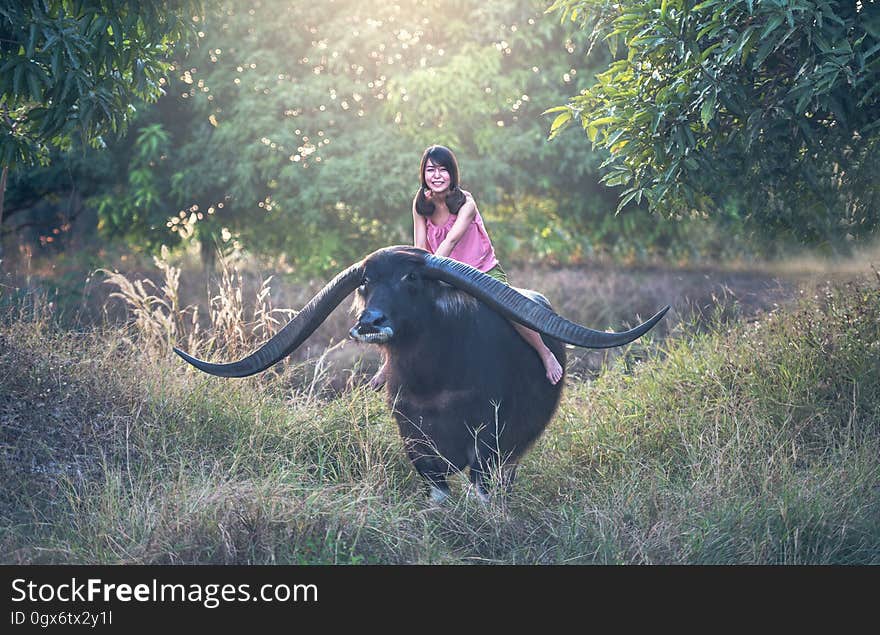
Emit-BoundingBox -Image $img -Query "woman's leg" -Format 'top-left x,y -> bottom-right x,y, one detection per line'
511,322 -> 563,385
481,264 -> 562,384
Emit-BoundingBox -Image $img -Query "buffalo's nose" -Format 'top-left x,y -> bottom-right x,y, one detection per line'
350,309 -> 388,339
350,308 -> 394,343
357,308 -> 387,329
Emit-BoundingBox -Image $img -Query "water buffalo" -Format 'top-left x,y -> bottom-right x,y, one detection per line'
174,246 -> 668,502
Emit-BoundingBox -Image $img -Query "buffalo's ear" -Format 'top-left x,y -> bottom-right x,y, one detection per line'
432,283 -> 478,315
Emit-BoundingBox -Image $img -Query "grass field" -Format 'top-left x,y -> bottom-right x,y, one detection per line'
1,258 -> 878,564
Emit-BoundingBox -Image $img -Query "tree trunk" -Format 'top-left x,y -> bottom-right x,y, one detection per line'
0,165 -> 7,261
200,233 -> 216,275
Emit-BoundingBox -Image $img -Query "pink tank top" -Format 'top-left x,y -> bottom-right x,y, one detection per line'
425,208 -> 499,272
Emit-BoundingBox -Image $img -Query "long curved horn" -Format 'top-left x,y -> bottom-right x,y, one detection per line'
422,254 -> 668,349
174,261 -> 364,377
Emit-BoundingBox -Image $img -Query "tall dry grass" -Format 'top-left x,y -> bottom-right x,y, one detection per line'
2,257 -> 878,564
100,246 -> 298,362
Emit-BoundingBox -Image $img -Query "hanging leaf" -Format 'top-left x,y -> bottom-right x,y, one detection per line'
700,93 -> 716,127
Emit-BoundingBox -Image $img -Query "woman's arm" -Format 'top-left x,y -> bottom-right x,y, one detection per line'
433,196 -> 476,258
412,196 -> 428,250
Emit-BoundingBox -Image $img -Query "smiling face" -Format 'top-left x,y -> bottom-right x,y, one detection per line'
424,159 -> 451,194
419,145 -> 460,197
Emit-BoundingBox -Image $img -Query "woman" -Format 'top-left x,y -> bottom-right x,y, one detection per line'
370,145 -> 563,388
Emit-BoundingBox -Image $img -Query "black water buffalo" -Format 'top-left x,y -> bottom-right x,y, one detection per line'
174,246 -> 668,502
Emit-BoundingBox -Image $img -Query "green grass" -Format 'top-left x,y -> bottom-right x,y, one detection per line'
1,277 -> 879,564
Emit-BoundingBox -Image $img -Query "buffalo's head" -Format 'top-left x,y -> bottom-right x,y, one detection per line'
348,247 -> 431,345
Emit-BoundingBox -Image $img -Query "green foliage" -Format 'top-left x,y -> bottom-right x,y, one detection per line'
0,1 -> 203,168
487,191 -> 753,263
93,122 -> 180,250
549,0 -> 880,247
8,0 -> 806,269
77,0 -> 619,273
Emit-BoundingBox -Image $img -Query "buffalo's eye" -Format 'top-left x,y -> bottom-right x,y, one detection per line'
359,277 -> 369,293
402,272 -> 420,294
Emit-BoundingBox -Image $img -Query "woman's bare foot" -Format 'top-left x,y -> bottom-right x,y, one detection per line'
369,361 -> 388,390
541,350 -> 564,385
511,322 -> 564,385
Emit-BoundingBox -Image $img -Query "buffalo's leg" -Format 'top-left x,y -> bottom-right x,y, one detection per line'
420,469 -> 450,504
408,449 -> 452,503
468,464 -> 491,502
469,449 -> 501,502
427,481 -> 450,504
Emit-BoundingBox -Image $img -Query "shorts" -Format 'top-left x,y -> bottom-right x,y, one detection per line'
483,263 -> 509,285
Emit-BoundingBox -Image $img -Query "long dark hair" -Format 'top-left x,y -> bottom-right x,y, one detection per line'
414,145 -> 467,217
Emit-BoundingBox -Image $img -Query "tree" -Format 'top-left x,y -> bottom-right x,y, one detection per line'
548,0 -> 880,248
82,0 -> 620,273
0,1 -> 203,254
